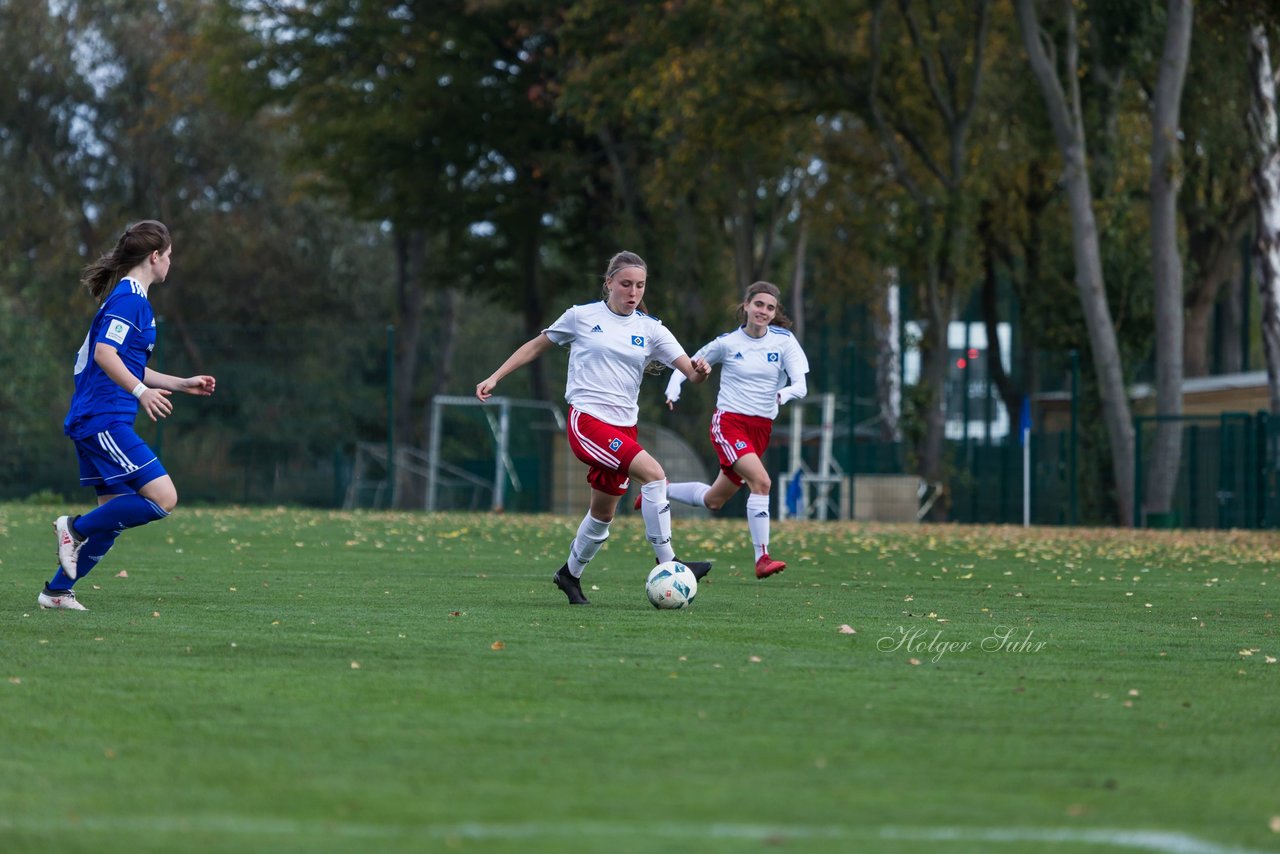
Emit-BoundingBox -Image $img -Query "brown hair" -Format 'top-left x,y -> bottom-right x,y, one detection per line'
601,250 -> 649,315
736,281 -> 792,329
81,220 -> 171,301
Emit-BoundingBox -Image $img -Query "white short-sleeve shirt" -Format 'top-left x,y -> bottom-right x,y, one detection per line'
669,326 -> 809,419
543,301 -> 687,426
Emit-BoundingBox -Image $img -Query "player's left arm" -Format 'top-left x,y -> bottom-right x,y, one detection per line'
776,340 -> 810,405
672,354 -> 712,385
144,369 -> 217,397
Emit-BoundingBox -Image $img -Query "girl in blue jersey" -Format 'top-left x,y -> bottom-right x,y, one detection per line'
476,251 -> 713,605
41,221 -> 216,611
660,281 -> 809,579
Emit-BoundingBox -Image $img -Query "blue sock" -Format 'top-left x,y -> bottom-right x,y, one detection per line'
74,495 -> 169,537
46,566 -> 75,592
46,530 -> 122,591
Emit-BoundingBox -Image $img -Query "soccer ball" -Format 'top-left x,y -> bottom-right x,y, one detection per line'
646,560 -> 698,609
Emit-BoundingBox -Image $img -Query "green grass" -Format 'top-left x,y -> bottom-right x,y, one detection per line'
1,503 -> 1278,853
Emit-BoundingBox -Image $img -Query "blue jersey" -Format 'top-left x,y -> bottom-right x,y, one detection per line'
64,278 -> 157,440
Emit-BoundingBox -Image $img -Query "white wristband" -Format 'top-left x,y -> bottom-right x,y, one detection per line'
131,382 -> 147,399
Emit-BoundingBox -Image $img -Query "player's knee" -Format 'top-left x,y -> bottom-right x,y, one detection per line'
703,494 -> 727,511
754,475 -> 772,495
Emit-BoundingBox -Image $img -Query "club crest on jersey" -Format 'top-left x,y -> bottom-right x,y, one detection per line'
105,320 -> 129,345
591,325 -> 603,333
630,335 -> 644,347
609,437 -> 623,452
768,352 -> 780,362
734,440 -> 748,450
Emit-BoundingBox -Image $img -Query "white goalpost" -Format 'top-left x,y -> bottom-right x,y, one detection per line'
776,392 -> 848,521
427,395 -> 568,513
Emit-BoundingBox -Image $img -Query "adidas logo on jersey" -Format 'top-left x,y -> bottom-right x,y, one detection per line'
733,352 -> 744,360
591,325 -> 603,333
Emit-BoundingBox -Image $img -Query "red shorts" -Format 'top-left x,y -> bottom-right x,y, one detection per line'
566,407 -> 643,496
709,410 -> 773,486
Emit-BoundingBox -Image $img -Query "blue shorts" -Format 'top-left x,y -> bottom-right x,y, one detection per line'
74,425 -> 168,496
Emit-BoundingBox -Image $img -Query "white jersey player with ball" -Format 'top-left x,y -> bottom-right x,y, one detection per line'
660,281 -> 809,579
476,250 -> 715,605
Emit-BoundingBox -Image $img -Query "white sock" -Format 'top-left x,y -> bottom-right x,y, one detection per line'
567,513 -> 611,577
668,481 -> 711,508
747,493 -> 771,561
640,479 -> 676,563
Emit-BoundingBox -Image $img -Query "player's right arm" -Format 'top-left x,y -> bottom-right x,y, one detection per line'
476,333 -> 556,401
665,339 -> 717,409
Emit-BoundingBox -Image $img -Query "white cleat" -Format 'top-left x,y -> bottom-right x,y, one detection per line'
38,589 -> 87,611
54,515 -> 83,580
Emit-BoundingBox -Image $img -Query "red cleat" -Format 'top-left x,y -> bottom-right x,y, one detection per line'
755,554 -> 786,579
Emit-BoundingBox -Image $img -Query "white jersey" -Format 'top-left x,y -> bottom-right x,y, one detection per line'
543,301 -> 687,426
666,325 -> 809,419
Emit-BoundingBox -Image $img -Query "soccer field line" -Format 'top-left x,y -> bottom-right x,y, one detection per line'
0,816 -> 1270,853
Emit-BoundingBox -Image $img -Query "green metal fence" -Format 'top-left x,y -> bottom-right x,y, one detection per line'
1134,412 -> 1275,530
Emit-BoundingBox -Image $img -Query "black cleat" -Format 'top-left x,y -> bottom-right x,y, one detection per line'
553,564 -> 590,605
674,557 -> 712,581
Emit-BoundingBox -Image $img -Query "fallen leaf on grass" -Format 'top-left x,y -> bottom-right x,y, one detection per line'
491,641 -> 505,651
908,658 -> 921,666
838,625 -> 857,634
1269,816 -> 1280,833
115,570 -> 128,578
748,655 -> 762,663
350,661 -> 361,669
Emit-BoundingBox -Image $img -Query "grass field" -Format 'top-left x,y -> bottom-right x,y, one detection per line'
1,502 -> 1278,853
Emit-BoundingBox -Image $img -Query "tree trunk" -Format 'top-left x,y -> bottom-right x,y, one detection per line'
1145,0 -> 1194,516
917,264 -> 950,517
419,285 -> 461,507
1183,217 -> 1248,377
980,242 -> 1022,431
1015,0 -> 1135,526
875,271 -> 902,442
1219,251 -> 1246,374
1249,25 -> 1280,415
392,228 -> 428,507
790,215 -> 808,344
518,216 -> 548,402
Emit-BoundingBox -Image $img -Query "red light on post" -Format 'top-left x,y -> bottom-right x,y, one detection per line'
956,358 -> 967,369
967,348 -> 979,359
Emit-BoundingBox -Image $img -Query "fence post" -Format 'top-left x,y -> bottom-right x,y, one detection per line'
386,324 -> 395,509
1069,349 -> 1079,525
1133,417 -> 1144,528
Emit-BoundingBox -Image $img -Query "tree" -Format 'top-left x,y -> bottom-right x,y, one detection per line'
1145,0 -> 1193,517
1249,23 -> 1280,414
862,0 -> 993,514
1015,0 -> 1135,526
1179,4 -> 1257,378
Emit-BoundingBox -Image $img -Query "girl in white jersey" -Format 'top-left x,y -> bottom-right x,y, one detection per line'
476,251 -> 714,605
659,281 -> 809,579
